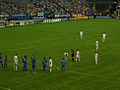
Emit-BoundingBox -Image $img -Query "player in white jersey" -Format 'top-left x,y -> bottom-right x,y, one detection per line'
76,50 -> 80,61
80,30 -> 84,39
49,57 -> 53,72
95,52 -> 99,64
14,53 -> 18,71
102,32 -> 107,42
96,39 -> 99,50
64,52 -> 68,62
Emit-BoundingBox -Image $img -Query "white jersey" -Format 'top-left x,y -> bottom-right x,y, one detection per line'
96,40 -> 99,46
95,53 -> 98,60
102,34 -> 106,39
76,51 -> 80,58
49,59 -> 53,68
14,55 -> 18,64
80,31 -> 83,36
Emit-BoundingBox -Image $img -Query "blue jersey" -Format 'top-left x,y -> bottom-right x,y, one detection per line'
32,59 -> 36,66
61,59 -> 66,67
22,57 -> 27,72
42,59 -> 47,72
0,55 -> 2,62
22,58 -> 27,66
42,59 -> 47,66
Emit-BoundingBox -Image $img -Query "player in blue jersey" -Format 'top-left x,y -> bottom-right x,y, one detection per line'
0,53 -> 3,69
42,58 -> 47,72
4,55 -> 8,70
22,56 -> 27,73
31,55 -> 36,72
61,58 -> 66,71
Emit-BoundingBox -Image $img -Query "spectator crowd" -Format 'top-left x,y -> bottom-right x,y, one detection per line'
0,0 -> 88,17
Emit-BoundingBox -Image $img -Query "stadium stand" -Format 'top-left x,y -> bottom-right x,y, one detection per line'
0,0 -> 88,15
0,0 -> 119,28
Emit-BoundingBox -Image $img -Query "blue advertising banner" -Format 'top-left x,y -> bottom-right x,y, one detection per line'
32,16 -> 45,19
96,16 -> 112,19
9,14 -> 29,20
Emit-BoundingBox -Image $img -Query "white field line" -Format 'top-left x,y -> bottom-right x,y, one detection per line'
53,65 -> 120,81
53,65 -> 61,71
0,87 -> 11,90
67,70 -> 120,81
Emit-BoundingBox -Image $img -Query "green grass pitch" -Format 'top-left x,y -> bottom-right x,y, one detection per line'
0,19 -> 120,90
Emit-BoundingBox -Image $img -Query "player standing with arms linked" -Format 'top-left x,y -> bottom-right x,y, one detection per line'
31,54 -> 36,72
102,32 -> 107,42
22,56 -> 27,73
76,49 -> 80,61
14,53 -> 18,71
80,30 -> 84,39
42,58 -> 47,72
61,58 -> 66,71
49,57 -> 53,72
96,39 -> 99,51
95,52 -> 99,65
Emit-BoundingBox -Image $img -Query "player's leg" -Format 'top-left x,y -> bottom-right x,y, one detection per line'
4,63 -> 6,70
95,58 -> 98,64
43,65 -> 46,72
104,38 -> 105,42
96,46 -> 98,50
102,38 -> 104,42
63,66 -> 65,71
6,64 -> 7,70
24,65 -> 27,72
72,56 -> 74,62
33,65 -> 35,72
25,65 -> 27,72
81,35 -> 83,39
78,57 -> 80,61
33,65 -> 36,72
49,67 -> 52,72
3,63 -> 5,69
76,56 -> 78,61
14,64 -> 17,71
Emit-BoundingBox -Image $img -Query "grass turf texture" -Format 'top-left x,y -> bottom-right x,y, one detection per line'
0,19 -> 120,90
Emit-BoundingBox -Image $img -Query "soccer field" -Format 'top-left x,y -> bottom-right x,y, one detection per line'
0,19 -> 120,90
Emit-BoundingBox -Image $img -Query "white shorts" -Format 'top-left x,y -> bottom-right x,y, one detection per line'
76,55 -> 80,59
95,58 -> 98,61
49,65 -> 52,68
14,63 -> 18,66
